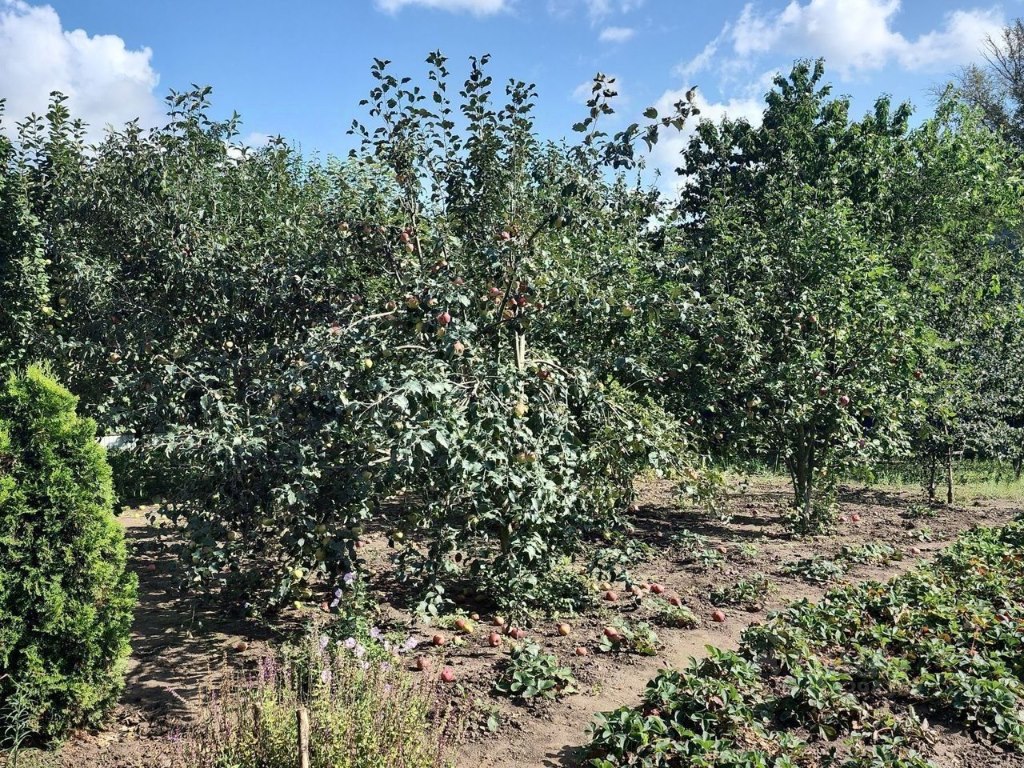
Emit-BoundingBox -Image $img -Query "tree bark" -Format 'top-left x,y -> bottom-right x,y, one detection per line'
297,706 -> 311,768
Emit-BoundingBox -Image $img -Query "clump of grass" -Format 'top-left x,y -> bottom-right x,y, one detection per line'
177,630 -> 461,768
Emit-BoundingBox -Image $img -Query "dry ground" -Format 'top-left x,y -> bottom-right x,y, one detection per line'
7,477 -> 1023,768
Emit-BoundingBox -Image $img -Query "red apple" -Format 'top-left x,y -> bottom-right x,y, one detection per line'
487,632 -> 502,648
668,596 -> 682,607
850,513 -> 861,522
432,633 -> 447,647
711,610 -> 726,623
440,666 -> 456,683
603,590 -> 619,603
838,394 -> 851,407
454,618 -> 473,634
650,583 -> 665,595
575,646 -> 589,656
603,626 -> 620,640
437,311 -> 452,326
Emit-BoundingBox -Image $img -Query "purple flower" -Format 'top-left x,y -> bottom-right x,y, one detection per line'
354,643 -> 366,659
401,636 -> 420,652
343,637 -> 357,650
333,588 -> 344,599
343,572 -> 356,585
369,626 -> 382,639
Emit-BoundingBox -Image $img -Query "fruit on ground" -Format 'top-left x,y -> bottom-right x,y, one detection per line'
575,647 -> 589,656
650,583 -> 665,594
432,633 -> 447,646
603,626 -> 620,641
493,616 -> 506,627
487,632 -> 502,648
415,656 -> 431,671
557,623 -> 571,636
711,610 -> 726,623
454,617 -> 473,634
851,513 -> 861,522
440,666 -> 456,683
603,590 -> 618,602
668,596 -> 682,607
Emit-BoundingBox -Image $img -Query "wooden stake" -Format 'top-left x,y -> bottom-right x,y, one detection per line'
297,706 -> 310,768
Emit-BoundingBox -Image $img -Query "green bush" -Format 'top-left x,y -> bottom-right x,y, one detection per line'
0,366 -> 137,743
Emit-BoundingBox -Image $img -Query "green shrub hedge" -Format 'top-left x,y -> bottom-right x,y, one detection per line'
0,366 -> 137,742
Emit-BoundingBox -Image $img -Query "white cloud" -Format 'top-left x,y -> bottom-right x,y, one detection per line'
0,0 -> 161,139
599,25 -> 635,42
548,0 -> 644,23
375,0 -> 509,14
729,0 -> 1002,77
649,73 -> 772,194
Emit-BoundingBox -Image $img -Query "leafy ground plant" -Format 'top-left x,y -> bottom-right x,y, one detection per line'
710,573 -> 776,609
493,642 -> 576,701
587,519 -> 1024,767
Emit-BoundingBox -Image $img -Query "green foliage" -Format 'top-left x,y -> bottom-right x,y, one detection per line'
0,366 -> 137,743
587,520 -> 1024,766
493,641 -> 576,700
599,621 -> 661,656
652,599 -> 700,629
710,574 -> 775,609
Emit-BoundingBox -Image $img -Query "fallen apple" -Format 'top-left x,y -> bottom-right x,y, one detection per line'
415,656 -> 431,672
487,632 -> 502,648
575,646 -> 589,656
603,590 -> 619,603
440,666 -> 456,683
711,610 -> 726,623
649,583 -> 665,595
557,623 -> 571,637
431,633 -> 447,647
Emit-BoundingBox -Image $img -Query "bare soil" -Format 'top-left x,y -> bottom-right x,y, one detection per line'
7,479 -> 1023,768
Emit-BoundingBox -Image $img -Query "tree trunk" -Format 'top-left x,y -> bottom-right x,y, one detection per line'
944,426 -> 954,506
925,454 -> 937,503
1013,456 -> 1022,481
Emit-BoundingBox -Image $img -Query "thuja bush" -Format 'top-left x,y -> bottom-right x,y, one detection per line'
0,366 -> 137,743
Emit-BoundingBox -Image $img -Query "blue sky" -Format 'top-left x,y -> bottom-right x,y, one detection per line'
0,0 -> 1018,175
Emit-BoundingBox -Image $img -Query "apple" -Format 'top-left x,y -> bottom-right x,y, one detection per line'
493,616 -> 506,627
431,633 -> 447,647
361,358 -> 374,370
437,311 -> 452,326
290,568 -> 305,580
399,231 -> 411,244
650,583 -> 665,595
603,626 -> 620,641
668,596 -> 682,607
818,386 -> 829,397
405,295 -> 420,309
711,610 -> 726,623
575,646 -> 589,656
513,401 -> 528,418
385,300 -> 398,311
414,656 -> 431,672
233,640 -> 249,652
850,513 -> 861,522
470,612 -> 480,621
487,632 -> 502,648
454,617 -> 473,634
537,368 -> 550,380
440,666 -> 456,683
557,623 -> 571,637
603,590 -> 619,603
838,394 -> 851,407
